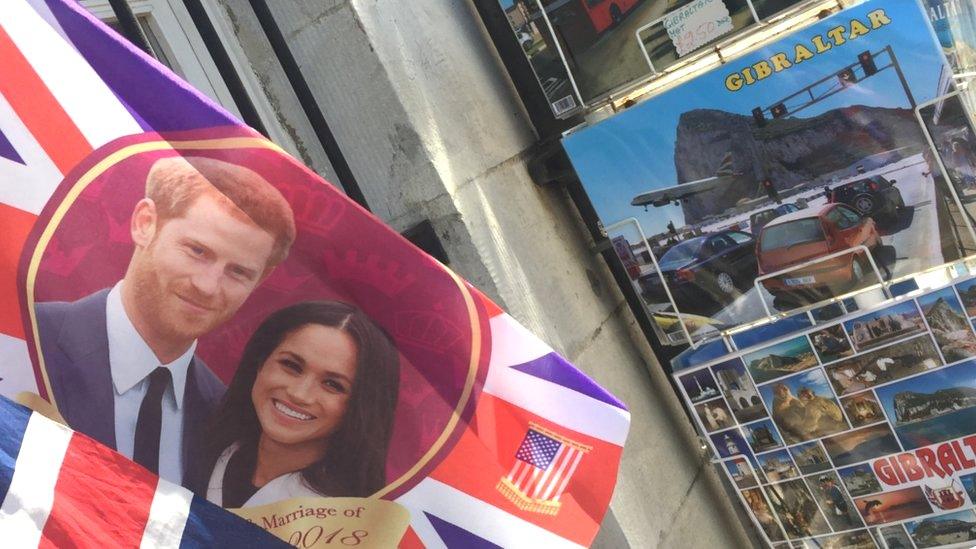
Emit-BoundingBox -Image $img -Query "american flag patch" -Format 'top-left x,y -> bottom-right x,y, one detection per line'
496,422 -> 591,515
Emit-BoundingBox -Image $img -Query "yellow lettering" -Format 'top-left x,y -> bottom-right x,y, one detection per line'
793,44 -> 813,65
812,35 -> 832,53
867,8 -> 891,29
725,73 -> 744,92
848,19 -> 870,39
827,26 -> 847,46
743,67 -> 756,85
770,52 -> 792,72
793,44 -> 814,63
753,61 -> 773,80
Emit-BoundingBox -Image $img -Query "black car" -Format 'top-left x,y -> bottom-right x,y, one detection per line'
750,203 -> 803,235
829,175 -> 904,224
639,230 -> 758,314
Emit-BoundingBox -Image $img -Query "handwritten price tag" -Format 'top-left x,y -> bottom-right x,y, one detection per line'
663,0 -> 734,57
232,497 -> 411,548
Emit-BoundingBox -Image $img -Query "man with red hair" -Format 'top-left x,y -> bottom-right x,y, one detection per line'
35,156 -> 296,488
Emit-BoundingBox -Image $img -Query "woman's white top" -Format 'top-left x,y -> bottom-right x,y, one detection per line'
206,442 -> 324,508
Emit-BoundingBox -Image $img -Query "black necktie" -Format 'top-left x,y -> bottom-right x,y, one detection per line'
134,367 -> 171,474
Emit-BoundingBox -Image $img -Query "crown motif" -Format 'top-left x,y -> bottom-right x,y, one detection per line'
41,237 -> 97,277
286,187 -> 346,237
102,208 -> 134,245
259,260 -> 314,293
393,310 -> 463,352
321,249 -> 416,297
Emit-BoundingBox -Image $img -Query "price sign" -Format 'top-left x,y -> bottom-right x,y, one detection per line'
663,0 -> 735,57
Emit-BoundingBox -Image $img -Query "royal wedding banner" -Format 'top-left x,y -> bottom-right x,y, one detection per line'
0,1 -> 629,546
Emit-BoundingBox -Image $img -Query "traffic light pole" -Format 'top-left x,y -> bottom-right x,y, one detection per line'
753,47 -> 917,123
887,45 -> 917,110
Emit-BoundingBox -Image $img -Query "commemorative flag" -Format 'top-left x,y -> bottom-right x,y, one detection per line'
0,0 -> 630,546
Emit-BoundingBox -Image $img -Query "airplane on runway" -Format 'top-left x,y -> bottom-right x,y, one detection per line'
631,152 -> 748,209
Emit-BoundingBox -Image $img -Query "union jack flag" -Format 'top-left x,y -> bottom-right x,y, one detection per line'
0,1 -> 630,546
0,395 -> 284,547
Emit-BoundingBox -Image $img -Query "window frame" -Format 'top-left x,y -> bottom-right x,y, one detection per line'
78,0 -> 301,158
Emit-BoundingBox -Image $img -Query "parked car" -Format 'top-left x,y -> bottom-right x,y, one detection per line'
725,219 -> 750,233
757,204 -> 881,306
750,203 -> 804,235
638,230 -> 758,313
828,175 -> 904,224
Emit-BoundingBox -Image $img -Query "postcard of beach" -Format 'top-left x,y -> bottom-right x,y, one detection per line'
822,423 -> 901,468
853,486 -> 932,526
744,336 -> 820,385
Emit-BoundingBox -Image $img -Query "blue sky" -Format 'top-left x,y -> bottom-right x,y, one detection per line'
564,0 -> 950,237
917,286 -> 965,314
876,359 -> 976,420
958,277 -> 976,294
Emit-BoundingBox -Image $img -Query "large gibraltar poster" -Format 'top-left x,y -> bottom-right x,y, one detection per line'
563,0 -> 976,347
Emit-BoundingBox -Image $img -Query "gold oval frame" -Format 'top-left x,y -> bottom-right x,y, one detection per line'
24,135 -> 483,498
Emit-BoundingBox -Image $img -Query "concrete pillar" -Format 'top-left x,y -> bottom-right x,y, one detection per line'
214,0 -> 755,545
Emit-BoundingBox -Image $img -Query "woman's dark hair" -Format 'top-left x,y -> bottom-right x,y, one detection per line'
198,301 -> 400,497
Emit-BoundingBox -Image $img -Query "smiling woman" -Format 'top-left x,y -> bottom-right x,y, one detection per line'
195,301 -> 401,507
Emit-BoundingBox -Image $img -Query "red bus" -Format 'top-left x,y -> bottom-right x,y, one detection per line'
532,0 -> 643,53
580,0 -> 642,34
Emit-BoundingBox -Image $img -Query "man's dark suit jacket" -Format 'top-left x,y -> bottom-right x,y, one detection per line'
35,288 -> 226,488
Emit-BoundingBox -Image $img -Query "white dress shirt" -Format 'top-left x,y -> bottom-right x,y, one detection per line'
206,443 -> 324,508
106,282 -> 196,484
